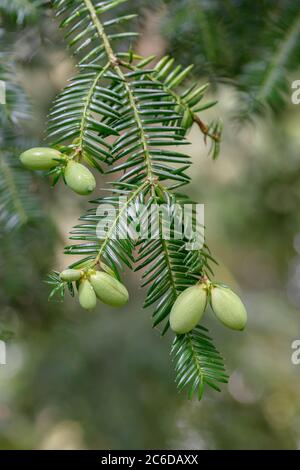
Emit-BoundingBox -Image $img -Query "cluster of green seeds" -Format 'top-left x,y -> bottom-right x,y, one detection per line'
170,281 -> 247,334
19,148 -> 246,331
20,147 -> 96,196
60,269 -> 129,311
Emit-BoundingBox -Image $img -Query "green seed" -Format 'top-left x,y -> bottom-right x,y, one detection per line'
20,147 -> 63,170
170,285 -> 207,334
64,161 -> 96,196
211,286 -> 247,331
60,269 -> 82,282
78,280 -> 97,310
90,272 -> 129,307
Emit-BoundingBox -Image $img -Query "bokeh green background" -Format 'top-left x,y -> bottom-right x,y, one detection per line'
0,0 -> 300,450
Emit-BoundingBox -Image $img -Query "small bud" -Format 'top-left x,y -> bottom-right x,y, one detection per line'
64,161 -> 96,196
60,269 -> 82,282
170,285 -> 207,334
211,286 -> 247,331
90,272 -> 129,307
181,109 -> 193,131
20,147 -> 63,170
78,280 -> 97,310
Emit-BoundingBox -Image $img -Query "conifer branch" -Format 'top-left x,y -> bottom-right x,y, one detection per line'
44,0 -> 231,399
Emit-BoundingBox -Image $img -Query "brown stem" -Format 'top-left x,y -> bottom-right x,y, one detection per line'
193,114 -> 220,143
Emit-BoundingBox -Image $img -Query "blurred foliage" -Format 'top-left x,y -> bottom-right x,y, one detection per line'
0,0 -> 44,24
0,3 -> 61,337
161,0 -> 300,119
0,0 -> 300,451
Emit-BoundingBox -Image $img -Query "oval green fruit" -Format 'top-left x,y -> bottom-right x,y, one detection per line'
170,285 -> 207,334
20,147 -> 63,170
211,286 -> 247,331
78,280 -> 97,310
64,161 -> 96,196
90,272 -> 129,307
60,269 -> 82,282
